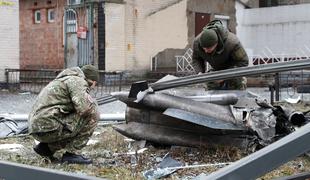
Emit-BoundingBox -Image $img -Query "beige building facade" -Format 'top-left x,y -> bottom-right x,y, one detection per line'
104,0 -> 239,74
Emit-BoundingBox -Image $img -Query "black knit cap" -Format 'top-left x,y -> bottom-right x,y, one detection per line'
81,64 -> 99,82
199,28 -> 218,48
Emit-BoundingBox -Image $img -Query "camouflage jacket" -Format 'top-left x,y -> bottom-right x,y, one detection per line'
28,67 -> 98,133
192,20 -> 249,73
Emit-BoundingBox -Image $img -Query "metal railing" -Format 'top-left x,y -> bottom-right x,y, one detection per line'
176,48 -> 195,72
249,46 -> 310,66
251,55 -> 310,66
4,69 -> 126,97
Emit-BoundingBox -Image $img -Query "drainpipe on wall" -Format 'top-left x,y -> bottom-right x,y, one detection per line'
64,10 -> 68,68
98,1 -> 105,70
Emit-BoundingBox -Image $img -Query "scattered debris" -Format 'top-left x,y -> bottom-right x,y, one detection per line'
1,82 -> 310,179
144,155 -> 231,180
130,140 -> 146,150
285,96 -> 301,104
143,153 -> 183,179
87,139 -> 99,145
0,116 -> 28,138
126,148 -> 148,155
113,89 -> 300,148
19,92 -> 31,95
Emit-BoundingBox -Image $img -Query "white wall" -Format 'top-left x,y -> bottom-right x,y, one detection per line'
235,1 -> 245,39
236,1 -> 254,59
0,0 -> 19,82
237,4 -> 310,57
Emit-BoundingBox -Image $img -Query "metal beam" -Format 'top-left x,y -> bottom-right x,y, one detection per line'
150,59 -> 310,91
0,160 -> 106,180
203,122 -> 310,180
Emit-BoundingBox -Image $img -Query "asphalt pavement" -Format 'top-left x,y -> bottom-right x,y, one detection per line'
0,89 -> 126,114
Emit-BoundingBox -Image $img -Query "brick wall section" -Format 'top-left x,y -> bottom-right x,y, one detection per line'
20,0 -> 65,69
0,0 -> 19,82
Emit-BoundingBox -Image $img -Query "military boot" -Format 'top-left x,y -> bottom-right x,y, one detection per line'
33,143 -> 56,161
61,152 -> 92,164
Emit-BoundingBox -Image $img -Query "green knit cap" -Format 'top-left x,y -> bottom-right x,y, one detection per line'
199,28 -> 218,48
81,64 -> 99,82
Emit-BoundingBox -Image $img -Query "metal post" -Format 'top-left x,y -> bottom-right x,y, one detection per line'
5,69 -> 9,89
119,72 -> 123,91
269,85 -> 274,105
64,9 -> 68,68
275,73 -> 280,101
89,3 -> 94,65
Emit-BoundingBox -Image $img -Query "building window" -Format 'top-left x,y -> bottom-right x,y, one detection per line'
259,0 -> 279,7
65,9 -> 77,33
34,10 -> 41,24
47,8 -> 55,23
67,0 -> 83,5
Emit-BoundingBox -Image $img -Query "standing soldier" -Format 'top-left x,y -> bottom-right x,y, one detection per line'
192,20 -> 249,90
28,65 -> 99,164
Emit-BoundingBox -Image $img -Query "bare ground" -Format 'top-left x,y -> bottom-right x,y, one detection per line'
0,126 -> 310,180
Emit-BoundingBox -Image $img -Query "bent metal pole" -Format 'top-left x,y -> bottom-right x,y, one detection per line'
150,59 -> 310,92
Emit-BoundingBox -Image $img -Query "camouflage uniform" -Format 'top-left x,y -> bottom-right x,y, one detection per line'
28,67 -> 99,154
192,20 -> 249,90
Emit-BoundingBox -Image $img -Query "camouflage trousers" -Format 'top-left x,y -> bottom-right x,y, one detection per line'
206,77 -> 247,90
32,108 -> 99,154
